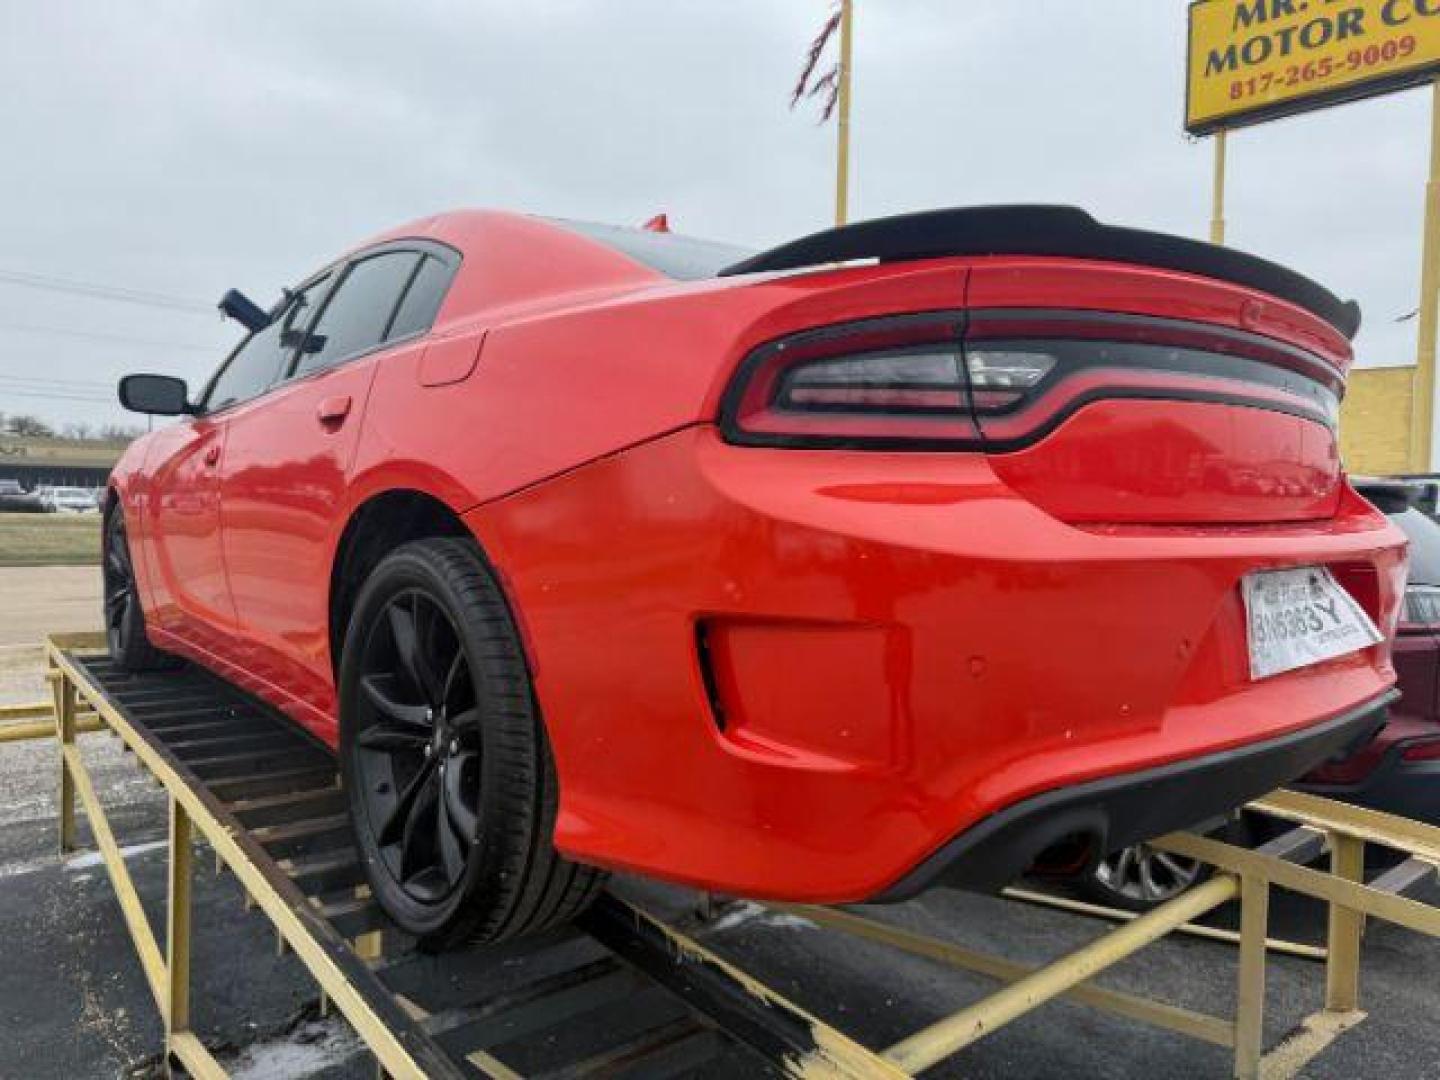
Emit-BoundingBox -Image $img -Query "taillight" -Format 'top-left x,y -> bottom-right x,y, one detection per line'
721,312 -> 980,448
779,350 -> 968,413
965,348 -> 1057,412
1401,585 -> 1440,632
720,309 -> 1340,450
1400,737 -> 1440,763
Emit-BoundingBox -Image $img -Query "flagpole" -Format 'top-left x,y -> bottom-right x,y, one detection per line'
834,0 -> 854,227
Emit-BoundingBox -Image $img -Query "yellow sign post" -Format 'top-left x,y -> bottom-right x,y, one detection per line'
1187,0 -> 1440,471
835,0 -> 855,227
1210,130 -> 1229,245
1417,78 -> 1440,471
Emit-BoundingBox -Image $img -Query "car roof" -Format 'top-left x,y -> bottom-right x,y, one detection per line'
338,210 -> 742,329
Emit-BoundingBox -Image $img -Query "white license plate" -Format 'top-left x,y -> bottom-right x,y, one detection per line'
1242,567 -> 1382,681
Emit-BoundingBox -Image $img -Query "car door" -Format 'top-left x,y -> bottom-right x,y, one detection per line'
139,413 -> 232,649
219,245 -> 450,739
141,286 -> 323,653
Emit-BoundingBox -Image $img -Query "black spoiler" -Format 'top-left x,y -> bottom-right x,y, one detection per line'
720,206 -> 1362,341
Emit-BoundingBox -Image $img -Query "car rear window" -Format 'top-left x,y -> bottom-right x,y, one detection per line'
548,218 -> 754,281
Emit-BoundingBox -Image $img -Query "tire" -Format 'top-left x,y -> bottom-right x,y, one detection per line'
1073,816 -> 1251,913
104,508 -> 175,672
338,537 -> 605,949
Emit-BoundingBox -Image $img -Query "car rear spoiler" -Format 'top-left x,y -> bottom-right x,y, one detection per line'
720,206 -> 1362,341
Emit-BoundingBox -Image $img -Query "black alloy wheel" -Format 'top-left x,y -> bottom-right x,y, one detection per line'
104,508 -> 172,671
352,589 -> 481,904
339,538 -> 605,949
103,511 -> 136,654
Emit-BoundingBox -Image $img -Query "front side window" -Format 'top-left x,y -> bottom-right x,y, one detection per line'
203,275 -> 331,412
294,252 -> 421,377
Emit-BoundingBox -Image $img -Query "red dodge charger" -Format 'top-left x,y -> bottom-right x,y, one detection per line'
106,206 -> 1406,946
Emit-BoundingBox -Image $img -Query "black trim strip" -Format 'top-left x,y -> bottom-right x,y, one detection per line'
874,689 -> 1396,902
720,206 -> 1361,340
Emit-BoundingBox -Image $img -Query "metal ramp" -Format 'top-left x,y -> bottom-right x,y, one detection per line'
21,632 -> 1440,1078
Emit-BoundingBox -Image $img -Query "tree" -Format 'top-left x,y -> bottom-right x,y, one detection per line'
62,422 -> 94,441
6,414 -> 54,437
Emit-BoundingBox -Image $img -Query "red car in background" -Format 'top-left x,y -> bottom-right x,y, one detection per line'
1302,481 -> 1440,813
105,206 -> 1405,947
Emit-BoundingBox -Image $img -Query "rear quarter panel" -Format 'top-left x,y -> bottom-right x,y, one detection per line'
352,261 -> 977,508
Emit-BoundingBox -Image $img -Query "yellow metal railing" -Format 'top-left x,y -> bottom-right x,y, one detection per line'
19,631 -> 1440,1079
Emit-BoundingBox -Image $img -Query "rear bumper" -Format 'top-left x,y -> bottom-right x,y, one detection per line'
875,690 -> 1393,900
469,426 -> 1407,903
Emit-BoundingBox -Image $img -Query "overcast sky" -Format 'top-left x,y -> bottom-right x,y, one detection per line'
0,0 -> 1428,430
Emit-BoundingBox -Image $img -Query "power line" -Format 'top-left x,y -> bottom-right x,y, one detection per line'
0,374 -> 115,392
0,319 -> 220,353
0,375 -> 120,405
0,387 -> 114,404
0,267 -> 214,315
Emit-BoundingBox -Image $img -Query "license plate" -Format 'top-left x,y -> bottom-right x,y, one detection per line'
1242,567 -> 1382,681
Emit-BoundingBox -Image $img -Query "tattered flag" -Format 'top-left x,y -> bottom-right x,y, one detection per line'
792,4 -> 843,123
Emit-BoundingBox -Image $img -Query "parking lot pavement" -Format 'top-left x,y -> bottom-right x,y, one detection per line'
701,882 -> 1440,1078
0,721 -> 366,1078
0,563 -> 101,648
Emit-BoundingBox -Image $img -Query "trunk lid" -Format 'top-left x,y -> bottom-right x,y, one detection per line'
966,257 -> 1351,526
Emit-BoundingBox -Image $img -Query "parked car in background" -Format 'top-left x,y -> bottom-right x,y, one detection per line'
0,480 -> 45,514
1393,474 -> 1440,519
1302,480 -> 1440,817
105,206 -> 1404,948
1076,478 -> 1440,911
39,486 -> 100,513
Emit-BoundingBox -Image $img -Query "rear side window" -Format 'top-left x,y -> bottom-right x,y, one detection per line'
387,255 -> 453,340
295,252 -> 422,377
204,275 -> 331,412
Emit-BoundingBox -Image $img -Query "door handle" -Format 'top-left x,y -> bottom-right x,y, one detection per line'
317,395 -> 352,428
203,444 -> 221,467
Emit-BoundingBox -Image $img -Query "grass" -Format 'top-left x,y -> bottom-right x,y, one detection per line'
0,513 -> 102,567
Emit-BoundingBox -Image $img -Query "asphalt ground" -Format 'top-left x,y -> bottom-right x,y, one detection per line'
1,570 -> 1438,1077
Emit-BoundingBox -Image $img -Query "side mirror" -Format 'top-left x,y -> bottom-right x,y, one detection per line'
118,374 -> 192,417
218,288 -> 270,332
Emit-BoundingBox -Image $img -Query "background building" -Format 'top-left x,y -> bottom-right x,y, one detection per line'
0,434 -> 127,489
1341,364 -> 1421,477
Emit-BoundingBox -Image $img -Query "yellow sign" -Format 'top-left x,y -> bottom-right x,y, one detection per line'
1187,0 -> 1440,133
